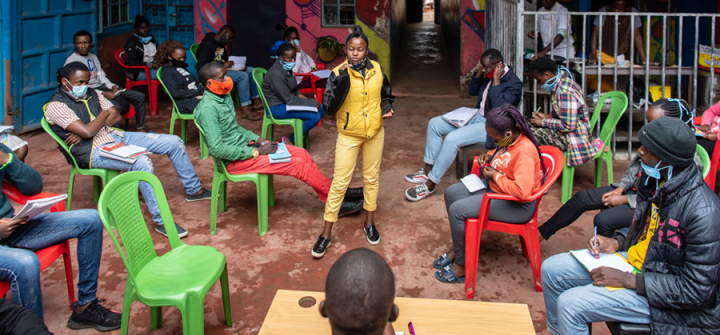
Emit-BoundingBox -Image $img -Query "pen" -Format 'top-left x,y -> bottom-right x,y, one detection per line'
408,322 -> 416,335
593,226 -> 598,256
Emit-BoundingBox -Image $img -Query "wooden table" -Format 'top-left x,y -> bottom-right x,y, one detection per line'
258,290 -> 535,335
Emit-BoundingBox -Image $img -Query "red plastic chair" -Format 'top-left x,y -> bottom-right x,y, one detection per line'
694,116 -> 720,190
464,146 -> 565,298
0,182 -> 75,309
123,105 -> 136,130
114,48 -> 160,117
295,63 -> 325,105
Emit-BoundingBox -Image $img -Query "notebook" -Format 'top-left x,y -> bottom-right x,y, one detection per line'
228,56 -> 247,70
286,105 -> 318,113
442,107 -> 479,128
461,174 -> 487,193
269,142 -> 292,164
569,249 -> 636,273
99,143 -> 151,164
14,194 -> 68,220
312,69 -> 332,79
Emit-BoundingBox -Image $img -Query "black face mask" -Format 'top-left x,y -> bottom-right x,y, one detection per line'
171,59 -> 188,68
219,35 -> 228,46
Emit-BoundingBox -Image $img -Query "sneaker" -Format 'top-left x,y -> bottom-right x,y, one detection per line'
186,188 -> 212,202
312,235 -> 331,258
405,169 -> 429,184
364,223 -> 380,245
66,299 -> 121,332
155,223 -> 189,238
344,187 -> 364,202
338,199 -> 364,218
405,183 -> 434,202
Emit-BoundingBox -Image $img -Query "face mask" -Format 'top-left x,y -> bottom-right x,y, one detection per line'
219,35 -> 228,46
485,70 -> 495,79
65,81 -> 88,99
349,57 -> 368,71
494,133 -> 514,148
171,59 -> 188,68
640,160 -> 673,189
279,60 -> 296,71
136,34 -> 152,44
206,78 -> 234,95
292,39 -> 300,47
668,98 -> 695,125
540,67 -> 572,91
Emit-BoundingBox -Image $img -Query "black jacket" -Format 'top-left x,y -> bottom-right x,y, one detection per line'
0,298 -> 52,335
613,164 -> 720,334
195,32 -> 227,71
468,65 -> 523,113
322,61 -> 395,116
262,61 -> 316,108
160,63 -> 204,114
123,34 -> 157,80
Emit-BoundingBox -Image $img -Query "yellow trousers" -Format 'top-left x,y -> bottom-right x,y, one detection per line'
323,127 -> 385,222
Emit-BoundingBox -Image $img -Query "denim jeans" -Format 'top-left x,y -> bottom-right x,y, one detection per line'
542,252 -> 651,334
0,209 -> 104,321
226,67 -> 259,106
424,115 -> 487,184
135,68 -> 157,81
270,104 -> 326,143
90,132 -> 202,225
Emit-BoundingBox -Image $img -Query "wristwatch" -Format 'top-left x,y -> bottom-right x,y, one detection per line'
252,147 -> 259,160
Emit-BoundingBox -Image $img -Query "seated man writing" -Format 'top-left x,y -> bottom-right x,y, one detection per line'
530,56 -> 597,167
405,49 -> 523,201
542,117 -> 720,334
194,63 -> 363,218
0,144 -> 121,331
45,62 -> 211,238
320,248 -> 397,335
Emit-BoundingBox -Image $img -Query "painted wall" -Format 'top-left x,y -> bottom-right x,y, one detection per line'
285,0 -> 394,77
459,0 -> 485,92
195,0 -> 228,42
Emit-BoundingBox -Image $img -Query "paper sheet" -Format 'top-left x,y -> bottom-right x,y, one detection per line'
442,107 -> 479,128
461,174 -> 487,193
0,125 -> 14,133
14,194 -> 68,220
286,105 -> 318,113
569,249 -> 635,273
228,56 -> 247,70
312,69 -> 332,79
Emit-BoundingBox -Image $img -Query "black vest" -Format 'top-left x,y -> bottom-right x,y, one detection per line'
47,89 -> 102,169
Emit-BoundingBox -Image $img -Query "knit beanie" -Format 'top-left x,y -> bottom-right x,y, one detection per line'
638,117 -> 696,168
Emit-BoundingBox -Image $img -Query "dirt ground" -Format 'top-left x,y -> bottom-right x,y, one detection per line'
12,21 -> 630,335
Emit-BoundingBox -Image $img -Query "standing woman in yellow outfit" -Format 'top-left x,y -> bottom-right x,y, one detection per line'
312,26 -> 395,258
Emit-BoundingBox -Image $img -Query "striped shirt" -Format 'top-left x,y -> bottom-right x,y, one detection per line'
45,89 -> 123,149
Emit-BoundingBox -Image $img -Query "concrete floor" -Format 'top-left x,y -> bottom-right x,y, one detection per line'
15,22 -> 630,335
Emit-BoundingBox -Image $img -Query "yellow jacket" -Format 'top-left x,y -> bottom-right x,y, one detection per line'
324,59 -> 395,138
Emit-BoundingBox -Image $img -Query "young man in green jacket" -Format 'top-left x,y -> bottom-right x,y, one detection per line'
194,63 -> 364,218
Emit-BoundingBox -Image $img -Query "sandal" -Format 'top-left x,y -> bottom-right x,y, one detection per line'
433,252 -> 452,269
434,264 -> 465,284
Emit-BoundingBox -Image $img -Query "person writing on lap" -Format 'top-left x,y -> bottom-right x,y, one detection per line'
0,144 -> 121,331
45,62 -> 211,239
404,49 -> 522,202
541,117 -> 720,334
194,63 -> 363,219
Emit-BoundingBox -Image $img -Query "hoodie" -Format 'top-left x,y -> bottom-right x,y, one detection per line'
196,32 -> 228,71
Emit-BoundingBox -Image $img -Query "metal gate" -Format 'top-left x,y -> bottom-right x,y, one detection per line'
486,0 -> 524,79
9,0 -> 97,132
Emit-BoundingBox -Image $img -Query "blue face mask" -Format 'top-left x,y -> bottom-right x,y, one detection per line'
540,67 -> 572,91
668,98 -> 695,125
65,82 -> 88,99
136,34 -> 152,44
292,39 -> 300,47
641,159 -> 673,189
279,60 -> 295,71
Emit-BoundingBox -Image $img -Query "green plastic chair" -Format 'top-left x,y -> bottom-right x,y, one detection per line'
40,115 -> 119,210
697,144 -> 711,179
252,67 -> 309,148
156,67 -> 209,160
561,91 -> 628,203
189,43 -> 199,62
97,171 -> 232,335
196,125 -> 275,236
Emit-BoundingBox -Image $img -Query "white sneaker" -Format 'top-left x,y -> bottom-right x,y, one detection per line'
405,169 -> 429,184
405,183 -> 434,202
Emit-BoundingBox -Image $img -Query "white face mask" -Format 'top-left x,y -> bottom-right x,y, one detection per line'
65,80 -> 88,98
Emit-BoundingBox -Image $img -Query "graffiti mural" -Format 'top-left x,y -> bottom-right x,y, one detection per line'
460,0 -> 486,84
195,0 -> 227,43
286,0 -> 347,69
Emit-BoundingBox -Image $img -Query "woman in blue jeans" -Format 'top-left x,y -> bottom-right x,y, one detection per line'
262,43 -> 324,144
0,145 -> 121,331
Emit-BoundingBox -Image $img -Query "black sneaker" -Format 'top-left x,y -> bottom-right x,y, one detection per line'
186,188 -> 212,202
155,223 -> 189,238
312,236 -> 331,258
338,199 -> 364,218
344,187 -> 364,202
364,224 -> 380,245
67,299 -> 121,332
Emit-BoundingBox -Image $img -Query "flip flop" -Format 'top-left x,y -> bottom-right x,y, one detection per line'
433,252 -> 452,269
434,264 -> 465,284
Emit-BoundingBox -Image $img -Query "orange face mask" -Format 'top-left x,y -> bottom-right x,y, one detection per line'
207,78 -> 234,95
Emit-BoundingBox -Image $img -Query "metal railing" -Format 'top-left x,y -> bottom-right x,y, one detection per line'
517,10 -> 720,158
